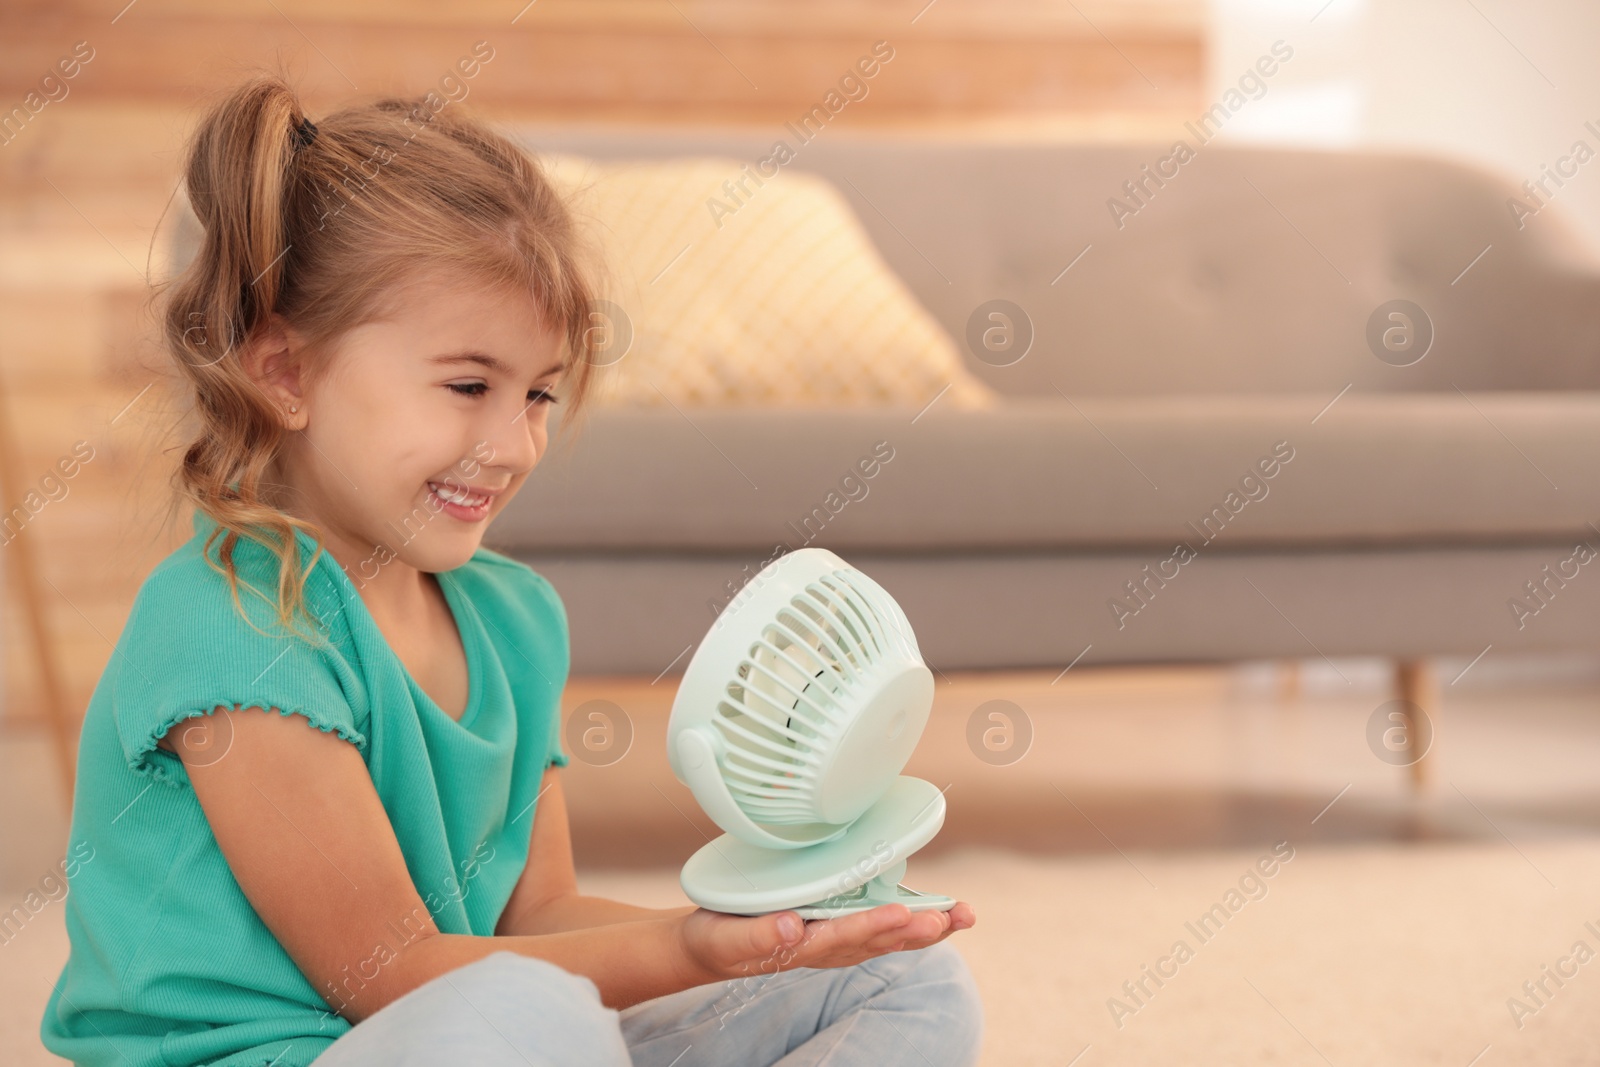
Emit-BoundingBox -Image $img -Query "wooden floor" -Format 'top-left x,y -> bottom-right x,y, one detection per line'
11,668 -> 1600,1063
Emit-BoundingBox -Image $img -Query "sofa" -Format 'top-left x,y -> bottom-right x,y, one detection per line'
488,129 -> 1600,697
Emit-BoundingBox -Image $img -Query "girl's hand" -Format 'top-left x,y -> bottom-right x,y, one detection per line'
677,900 -> 976,984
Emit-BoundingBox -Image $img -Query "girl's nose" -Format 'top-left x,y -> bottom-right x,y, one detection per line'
488,411 -> 542,475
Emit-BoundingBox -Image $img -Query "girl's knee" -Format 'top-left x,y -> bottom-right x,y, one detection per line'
920,942 -> 984,1064
450,950 -> 606,1012
427,951 -> 625,1053
319,951 -> 629,1067
869,940 -> 976,992
868,941 -> 985,1057
914,942 -> 982,1014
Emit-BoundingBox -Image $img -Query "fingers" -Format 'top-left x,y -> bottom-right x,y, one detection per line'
778,899 -> 978,970
816,903 -> 918,947
786,903 -> 938,962
910,902 -> 974,947
832,902 -> 974,956
860,908 -> 948,952
688,900 -> 974,982
701,908 -> 805,974
890,902 -> 974,945
784,903 -> 903,962
763,910 -> 806,956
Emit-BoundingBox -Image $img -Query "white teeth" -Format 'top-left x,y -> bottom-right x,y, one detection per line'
430,482 -> 488,507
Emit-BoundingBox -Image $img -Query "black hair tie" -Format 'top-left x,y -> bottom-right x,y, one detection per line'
293,117 -> 318,149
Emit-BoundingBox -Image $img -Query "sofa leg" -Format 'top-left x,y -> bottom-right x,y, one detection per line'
1394,659 -> 1436,788
1278,660 -> 1301,703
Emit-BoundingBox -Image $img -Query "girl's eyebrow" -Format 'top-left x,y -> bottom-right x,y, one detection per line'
431,350 -> 564,379
432,351 -> 515,376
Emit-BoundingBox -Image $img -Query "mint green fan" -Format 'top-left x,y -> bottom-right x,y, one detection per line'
667,547 -> 956,919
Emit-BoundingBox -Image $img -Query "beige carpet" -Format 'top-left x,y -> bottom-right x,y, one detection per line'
578,841 -> 1600,1066
8,840 -> 1600,1066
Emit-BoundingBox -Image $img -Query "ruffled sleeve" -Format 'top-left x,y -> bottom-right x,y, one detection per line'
111,548 -> 371,790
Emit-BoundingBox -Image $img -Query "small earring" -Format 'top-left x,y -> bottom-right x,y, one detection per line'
288,405 -> 299,414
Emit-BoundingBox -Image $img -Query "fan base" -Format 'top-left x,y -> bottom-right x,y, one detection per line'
791,869 -> 956,919
680,776 -> 953,917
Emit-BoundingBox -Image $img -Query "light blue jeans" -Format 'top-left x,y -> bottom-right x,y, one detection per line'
313,940 -> 983,1066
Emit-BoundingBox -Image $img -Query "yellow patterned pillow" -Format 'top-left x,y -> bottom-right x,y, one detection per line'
537,152 -> 999,410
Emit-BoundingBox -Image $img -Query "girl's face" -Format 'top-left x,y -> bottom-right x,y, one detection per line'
273,269 -> 566,579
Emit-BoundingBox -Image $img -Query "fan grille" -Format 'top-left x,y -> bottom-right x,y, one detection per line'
711,569 -> 912,825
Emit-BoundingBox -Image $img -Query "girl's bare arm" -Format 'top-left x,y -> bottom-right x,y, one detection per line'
164,706 -> 964,1021
494,765 -> 695,937
164,707 -> 718,1018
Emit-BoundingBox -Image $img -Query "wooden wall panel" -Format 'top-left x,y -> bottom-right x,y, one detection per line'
0,0 -> 1202,127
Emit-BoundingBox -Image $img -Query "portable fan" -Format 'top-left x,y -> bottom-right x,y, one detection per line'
667,547 -> 957,919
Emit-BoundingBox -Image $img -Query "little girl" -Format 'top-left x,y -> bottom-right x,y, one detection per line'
38,76 -> 981,1066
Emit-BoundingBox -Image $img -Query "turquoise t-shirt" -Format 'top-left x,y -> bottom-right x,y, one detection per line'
40,509 -> 571,1067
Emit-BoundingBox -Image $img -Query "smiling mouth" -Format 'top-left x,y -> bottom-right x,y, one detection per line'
427,481 -> 495,513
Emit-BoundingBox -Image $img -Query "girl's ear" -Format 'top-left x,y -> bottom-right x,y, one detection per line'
240,313 -> 308,427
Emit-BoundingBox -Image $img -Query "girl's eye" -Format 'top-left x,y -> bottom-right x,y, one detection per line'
446,382 -> 560,406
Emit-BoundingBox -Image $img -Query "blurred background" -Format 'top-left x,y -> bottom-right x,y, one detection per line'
6,1 -> 1600,1063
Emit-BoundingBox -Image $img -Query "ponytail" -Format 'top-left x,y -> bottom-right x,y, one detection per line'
165,78 -> 325,641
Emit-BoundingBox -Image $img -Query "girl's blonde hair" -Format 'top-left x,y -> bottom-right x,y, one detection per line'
159,73 -> 604,639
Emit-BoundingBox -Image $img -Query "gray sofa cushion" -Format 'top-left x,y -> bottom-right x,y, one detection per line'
494,546 -> 1600,674
499,393 -> 1600,552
